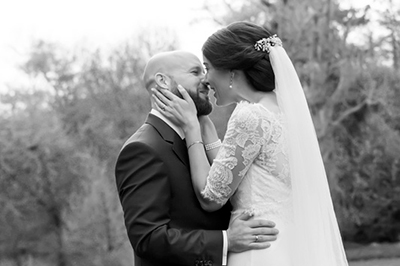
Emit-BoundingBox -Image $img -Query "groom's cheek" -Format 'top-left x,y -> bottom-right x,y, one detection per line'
168,79 -> 184,99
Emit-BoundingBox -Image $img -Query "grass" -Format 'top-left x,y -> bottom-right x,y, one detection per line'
349,258 -> 400,266
345,242 -> 400,261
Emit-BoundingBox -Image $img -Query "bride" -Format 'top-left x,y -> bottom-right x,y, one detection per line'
153,21 -> 349,265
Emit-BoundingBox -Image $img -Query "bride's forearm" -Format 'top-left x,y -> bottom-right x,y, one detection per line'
199,116 -> 218,141
185,125 -> 209,191
199,116 -> 221,164
185,126 -> 220,210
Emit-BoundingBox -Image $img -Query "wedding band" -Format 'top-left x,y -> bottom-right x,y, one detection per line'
255,235 -> 259,242
161,105 -> 165,111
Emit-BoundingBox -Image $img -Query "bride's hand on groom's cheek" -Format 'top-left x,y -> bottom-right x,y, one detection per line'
227,212 -> 279,253
151,87 -> 198,130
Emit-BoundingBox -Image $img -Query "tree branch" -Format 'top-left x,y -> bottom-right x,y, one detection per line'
331,101 -> 367,127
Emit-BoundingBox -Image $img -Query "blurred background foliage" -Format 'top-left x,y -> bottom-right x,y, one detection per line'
1,0 -> 399,265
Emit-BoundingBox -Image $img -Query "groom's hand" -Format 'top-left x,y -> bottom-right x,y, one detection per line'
227,212 -> 278,253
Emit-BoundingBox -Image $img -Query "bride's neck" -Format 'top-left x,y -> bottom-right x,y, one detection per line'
242,90 -> 279,111
232,73 -> 277,107
241,89 -> 274,103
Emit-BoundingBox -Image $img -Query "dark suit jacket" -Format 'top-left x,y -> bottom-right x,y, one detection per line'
115,114 -> 232,266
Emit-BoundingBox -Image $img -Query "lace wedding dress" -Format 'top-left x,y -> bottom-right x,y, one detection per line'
202,101 -> 294,265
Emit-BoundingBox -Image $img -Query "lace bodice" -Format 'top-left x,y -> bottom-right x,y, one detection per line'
202,101 -> 292,217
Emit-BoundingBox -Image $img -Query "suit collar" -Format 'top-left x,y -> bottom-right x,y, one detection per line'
146,113 -> 175,142
150,109 -> 185,139
146,114 -> 189,167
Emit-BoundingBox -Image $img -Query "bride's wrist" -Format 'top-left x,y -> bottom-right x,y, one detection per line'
183,120 -> 200,134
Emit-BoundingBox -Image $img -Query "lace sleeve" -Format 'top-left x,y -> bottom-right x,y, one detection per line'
201,104 -> 271,205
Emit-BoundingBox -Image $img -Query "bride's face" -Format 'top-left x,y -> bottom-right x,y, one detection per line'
203,56 -> 234,106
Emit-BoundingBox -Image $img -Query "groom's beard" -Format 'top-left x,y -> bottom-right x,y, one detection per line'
189,90 -> 213,116
170,81 -> 213,116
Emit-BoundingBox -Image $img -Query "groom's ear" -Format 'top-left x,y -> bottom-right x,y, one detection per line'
154,73 -> 171,90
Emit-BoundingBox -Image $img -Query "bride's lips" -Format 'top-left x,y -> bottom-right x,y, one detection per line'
209,86 -> 216,97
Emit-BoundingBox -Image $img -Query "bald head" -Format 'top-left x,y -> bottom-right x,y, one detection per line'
142,50 -> 201,90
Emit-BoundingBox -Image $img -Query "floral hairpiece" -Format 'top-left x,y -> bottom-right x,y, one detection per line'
254,34 -> 282,53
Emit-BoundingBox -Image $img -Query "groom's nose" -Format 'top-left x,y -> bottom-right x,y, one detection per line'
201,79 -> 210,89
200,72 -> 205,80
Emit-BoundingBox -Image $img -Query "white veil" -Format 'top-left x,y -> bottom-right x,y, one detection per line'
269,45 -> 349,265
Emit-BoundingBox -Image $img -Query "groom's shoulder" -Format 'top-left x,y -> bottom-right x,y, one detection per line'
120,124 -> 156,150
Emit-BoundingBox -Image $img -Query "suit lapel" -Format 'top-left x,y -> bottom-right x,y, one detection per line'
146,114 -> 189,168
172,134 -> 189,168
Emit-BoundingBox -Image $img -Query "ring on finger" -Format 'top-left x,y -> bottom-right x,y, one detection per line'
255,235 -> 259,242
161,105 -> 166,111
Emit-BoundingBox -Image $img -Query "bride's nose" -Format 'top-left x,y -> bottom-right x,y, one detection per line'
202,73 -> 208,83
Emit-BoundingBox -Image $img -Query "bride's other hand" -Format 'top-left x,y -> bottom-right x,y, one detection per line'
152,85 -> 199,133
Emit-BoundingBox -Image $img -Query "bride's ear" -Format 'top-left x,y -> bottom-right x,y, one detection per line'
154,73 -> 171,89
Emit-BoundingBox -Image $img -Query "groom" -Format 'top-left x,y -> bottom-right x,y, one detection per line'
115,50 -> 278,266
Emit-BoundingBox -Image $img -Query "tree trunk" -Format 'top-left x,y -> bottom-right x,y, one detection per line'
392,31 -> 399,70
100,189 -> 115,252
53,211 -> 67,266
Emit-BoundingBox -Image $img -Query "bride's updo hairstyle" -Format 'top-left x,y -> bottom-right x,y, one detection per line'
202,21 -> 275,92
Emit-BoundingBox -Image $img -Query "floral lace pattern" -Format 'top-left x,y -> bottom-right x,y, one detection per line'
201,101 -> 291,216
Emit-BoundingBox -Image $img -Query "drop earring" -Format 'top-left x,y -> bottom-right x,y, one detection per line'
229,71 -> 235,89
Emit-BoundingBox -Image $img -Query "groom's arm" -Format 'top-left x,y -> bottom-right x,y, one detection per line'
115,141 -> 225,265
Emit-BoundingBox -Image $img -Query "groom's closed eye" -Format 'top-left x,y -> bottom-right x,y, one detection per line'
190,67 -> 203,75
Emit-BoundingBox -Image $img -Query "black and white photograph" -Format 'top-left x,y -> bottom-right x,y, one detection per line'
0,0 -> 399,265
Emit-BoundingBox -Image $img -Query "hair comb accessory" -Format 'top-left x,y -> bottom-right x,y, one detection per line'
254,34 -> 282,53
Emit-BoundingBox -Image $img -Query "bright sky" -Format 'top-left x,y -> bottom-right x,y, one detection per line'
0,0 -> 389,94
0,0 -> 221,93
